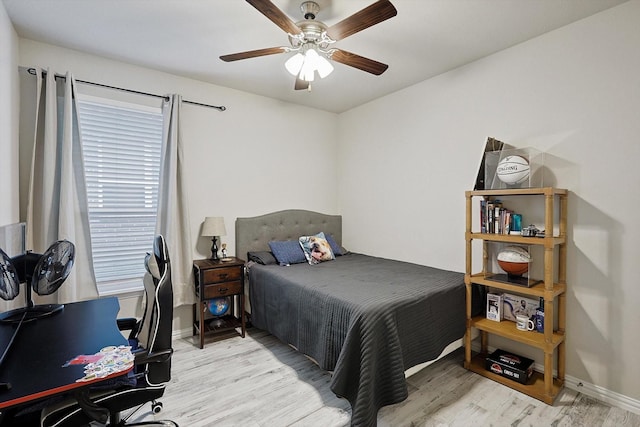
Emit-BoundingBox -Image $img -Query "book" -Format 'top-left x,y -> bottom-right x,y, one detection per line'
487,201 -> 494,233
493,200 -> 502,234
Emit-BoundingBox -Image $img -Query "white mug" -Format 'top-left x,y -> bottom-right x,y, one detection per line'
516,314 -> 535,331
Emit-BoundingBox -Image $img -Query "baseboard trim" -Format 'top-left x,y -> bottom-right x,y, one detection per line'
469,341 -> 640,415
564,375 -> 640,415
174,327 -> 193,340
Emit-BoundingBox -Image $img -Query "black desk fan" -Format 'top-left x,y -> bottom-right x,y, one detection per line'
0,240 -> 75,323
0,240 -> 75,390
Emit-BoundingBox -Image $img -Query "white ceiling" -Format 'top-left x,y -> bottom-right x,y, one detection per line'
3,0 -> 628,113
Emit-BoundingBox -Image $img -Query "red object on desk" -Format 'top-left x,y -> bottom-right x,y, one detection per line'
0,297 -> 132,410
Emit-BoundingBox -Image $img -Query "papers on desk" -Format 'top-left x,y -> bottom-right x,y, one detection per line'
63,345 -> 134,382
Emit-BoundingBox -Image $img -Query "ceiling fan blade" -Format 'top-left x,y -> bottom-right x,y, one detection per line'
246,0 -> 302,35
331,49 -> 389,75
220,47 -> 286,62
294,77 -> 310,91
326,0 -> 397,41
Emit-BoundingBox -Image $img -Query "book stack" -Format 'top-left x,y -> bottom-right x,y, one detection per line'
480,199 -> 518,234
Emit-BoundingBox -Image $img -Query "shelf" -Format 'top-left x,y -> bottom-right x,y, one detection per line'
466,187 -> 568,198
466,232 -> 565,246
193,314 -> 242,335
467,273 -> 566,298
465,353 -> 563,404
470,316 -> 564,351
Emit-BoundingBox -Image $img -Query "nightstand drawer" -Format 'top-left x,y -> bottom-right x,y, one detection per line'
202,266 -> 242,284
203,281 -> 242,299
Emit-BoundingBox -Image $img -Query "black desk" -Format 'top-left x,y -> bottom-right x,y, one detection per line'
0,297 -> 130,410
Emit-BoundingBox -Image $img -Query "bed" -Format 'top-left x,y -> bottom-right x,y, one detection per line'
236,210 -> 466,427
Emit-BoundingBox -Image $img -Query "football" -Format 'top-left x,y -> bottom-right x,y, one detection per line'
497,245 -> 531,276
496,155 -> 530,185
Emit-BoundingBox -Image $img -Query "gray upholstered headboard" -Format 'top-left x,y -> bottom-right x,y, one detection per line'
235,209 -> 342,261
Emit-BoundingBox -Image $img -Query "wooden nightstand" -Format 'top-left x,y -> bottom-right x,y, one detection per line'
192,257 -> 246,349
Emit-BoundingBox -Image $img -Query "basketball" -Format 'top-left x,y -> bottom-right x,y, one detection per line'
496,155 -> 530,185
497,245 -> 531,276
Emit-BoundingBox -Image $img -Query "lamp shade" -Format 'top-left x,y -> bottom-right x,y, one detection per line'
202,217 -> 226,237
285,53 -> 305,76
316,55 -> 334,78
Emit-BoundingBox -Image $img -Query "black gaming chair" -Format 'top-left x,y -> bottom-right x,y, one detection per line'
40,235 -> 177,427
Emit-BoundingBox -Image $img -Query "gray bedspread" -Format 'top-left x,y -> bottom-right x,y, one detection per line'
248,253 -> 465,427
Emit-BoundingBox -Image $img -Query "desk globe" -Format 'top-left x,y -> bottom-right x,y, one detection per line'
207,297 -> 230,316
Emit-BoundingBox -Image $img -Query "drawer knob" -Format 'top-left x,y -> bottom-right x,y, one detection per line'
219,273 -> 228,280
218,287 -> 228,294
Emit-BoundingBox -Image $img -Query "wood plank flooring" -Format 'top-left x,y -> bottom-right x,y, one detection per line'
130,328 -> 639,427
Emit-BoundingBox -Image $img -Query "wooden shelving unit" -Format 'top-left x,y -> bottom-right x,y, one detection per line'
464,187 -> 567,404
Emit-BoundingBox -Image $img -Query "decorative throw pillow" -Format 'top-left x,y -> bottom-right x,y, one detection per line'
247,251 -> 278,265
268,240 -> 307,266
299,232 -> 335,265
324,233 -> 343,256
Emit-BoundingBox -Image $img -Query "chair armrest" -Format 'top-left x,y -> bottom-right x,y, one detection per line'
116,317 -> 137,331
134,348 -> 173,365
116,317 -> 140,340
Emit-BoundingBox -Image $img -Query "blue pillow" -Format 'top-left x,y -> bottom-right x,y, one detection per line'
268,240 -> 306,266
324,233 -> 343,256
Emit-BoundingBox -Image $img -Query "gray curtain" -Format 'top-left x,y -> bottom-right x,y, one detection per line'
23,68 -> 97,304
158,94 -> 193,306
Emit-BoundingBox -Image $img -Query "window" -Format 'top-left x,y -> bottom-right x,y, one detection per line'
77,95 -> 164,295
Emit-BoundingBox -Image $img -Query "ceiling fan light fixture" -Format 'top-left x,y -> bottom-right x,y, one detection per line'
285,45 -> 333,81
285,52 -> 305,76
300,56 -> 316,82
304,47 -> 320,67
316,54 -> 334,78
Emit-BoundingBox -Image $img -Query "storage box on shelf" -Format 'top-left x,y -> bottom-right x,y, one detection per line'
484,241 -> 540,288
484,147 -> 545,190
464,187 -> 567,404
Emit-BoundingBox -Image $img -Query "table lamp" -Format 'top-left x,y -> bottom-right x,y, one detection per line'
202,217 -> 226,261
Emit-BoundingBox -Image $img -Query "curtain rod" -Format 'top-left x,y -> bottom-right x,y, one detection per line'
27,68 -> 226,112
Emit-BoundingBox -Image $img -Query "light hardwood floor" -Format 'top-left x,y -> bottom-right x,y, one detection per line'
133,328 -> 639,427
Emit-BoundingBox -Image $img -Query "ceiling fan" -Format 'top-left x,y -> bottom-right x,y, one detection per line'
220,0 -> 397,91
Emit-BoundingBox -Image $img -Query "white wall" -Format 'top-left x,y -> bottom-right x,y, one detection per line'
18,40 -> 339,331
0,1 -> 19,226
338,1 -> 639,405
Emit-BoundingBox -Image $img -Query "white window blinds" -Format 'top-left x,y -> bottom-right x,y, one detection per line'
77,97 -> 163,295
